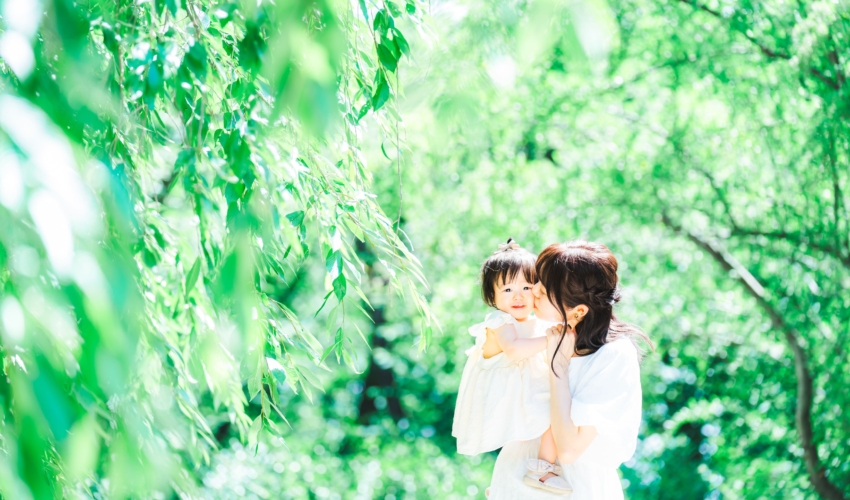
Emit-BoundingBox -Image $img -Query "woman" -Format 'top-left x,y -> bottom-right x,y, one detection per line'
487,240 -> 648,499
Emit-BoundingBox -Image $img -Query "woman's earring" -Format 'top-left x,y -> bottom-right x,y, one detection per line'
574,313 -> 579,319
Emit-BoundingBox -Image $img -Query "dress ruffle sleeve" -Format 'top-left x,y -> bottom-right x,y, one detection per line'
466,311 -> 514,350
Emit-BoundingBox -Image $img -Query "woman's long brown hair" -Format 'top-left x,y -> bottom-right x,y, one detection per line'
536,240 -> 651,371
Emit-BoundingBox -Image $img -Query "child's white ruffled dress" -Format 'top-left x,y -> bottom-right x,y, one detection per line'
452,311 -> 551,456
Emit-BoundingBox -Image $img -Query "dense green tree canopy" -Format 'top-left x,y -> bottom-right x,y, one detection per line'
1,0 -> 849,498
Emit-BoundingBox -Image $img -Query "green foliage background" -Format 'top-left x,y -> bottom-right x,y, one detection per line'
0,0 -> 848,499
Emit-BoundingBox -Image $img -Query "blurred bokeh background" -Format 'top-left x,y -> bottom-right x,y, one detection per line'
0,0 -> 848,498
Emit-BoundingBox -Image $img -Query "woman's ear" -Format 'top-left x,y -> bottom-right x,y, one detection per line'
576,304 -> 589,319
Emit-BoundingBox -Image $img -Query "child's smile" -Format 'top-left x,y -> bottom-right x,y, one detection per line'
494,276 -> 535,321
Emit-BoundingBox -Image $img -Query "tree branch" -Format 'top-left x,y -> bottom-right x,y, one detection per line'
675,140 -> 849,269
536,57 -> 692,126
824,126 -> 850,258
678,0 -> 841,90
694,167 -> 740,229
729,228 -> 850,269
661,213 -> 847,500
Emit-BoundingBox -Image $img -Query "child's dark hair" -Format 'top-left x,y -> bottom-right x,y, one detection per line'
480,238 -> 538,308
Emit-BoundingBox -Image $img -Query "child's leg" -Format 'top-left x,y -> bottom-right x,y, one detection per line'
538,427 -> 557,463
524,428 -> 571,491
534,427 -> 558,482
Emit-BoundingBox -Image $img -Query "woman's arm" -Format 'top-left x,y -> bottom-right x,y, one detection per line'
547,326 -> 598,464
484,324 -> 547,361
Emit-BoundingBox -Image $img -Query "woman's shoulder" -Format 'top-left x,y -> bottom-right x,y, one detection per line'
606,336 -> 637,352
588,336 -> 638,363
573,337 -> 640,385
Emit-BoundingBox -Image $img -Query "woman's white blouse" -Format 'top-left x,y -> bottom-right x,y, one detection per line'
567,337 -> 642,469
487,336 -> 643,499
452,311 -> 551,456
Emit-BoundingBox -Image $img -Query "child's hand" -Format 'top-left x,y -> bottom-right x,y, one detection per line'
545,324 -> 575,367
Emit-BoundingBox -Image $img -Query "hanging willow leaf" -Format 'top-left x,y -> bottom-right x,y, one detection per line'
0,0 -> 432,495
372,72 -> 391,110
184,43 -> 208,81
378,43 -> 398,71
393,28 -> 410,56
238,23 -> 265,72
332,273 -> 347,300
184,258 -> 201,298
286,210 -> 305,227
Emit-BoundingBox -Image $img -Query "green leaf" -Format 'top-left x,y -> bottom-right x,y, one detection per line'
351,284 -> 373,310
266,357 -> 287,384
297,366 -> 325,393
269,401 -> 291,427
353,322 -> 371,348
320,338 -> 341,363
247,362 -> 263,400
286,210 -> 305,227
332,273 -> 347,301
356,101 -> 372,122
239,23 -> 265,72
373,9 -> 395,34
393,28 -> 410,56
373,10 -> 388,33
358,0 -> 369,21
372,73 -> 390,111
313,290 -> 334,318
378,43 -> 398,72
405,1 -> 416,14
247,415 -> 262,454
184,258 -> 201,298
101,26 -> 120,56
185,43 -> 208,81
387,1 -> 403,17
261,391 -> 270,416
298,376 -> 313,403
147,63 -> 163,91
341,344 -> 362,373
325,249 -> 342,274
420,324 -> 433,352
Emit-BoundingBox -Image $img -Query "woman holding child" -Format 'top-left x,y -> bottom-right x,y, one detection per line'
453,239 -> 648,499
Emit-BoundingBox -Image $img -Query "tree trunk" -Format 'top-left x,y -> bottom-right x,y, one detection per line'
357,305 -> 405,422
662,214 -> 846,500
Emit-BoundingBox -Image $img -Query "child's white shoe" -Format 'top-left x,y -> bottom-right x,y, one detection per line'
522,459 -> 572,495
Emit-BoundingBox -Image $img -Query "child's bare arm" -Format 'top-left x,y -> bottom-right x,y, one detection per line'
481,330 -> 503,359
487,324 -> 547,360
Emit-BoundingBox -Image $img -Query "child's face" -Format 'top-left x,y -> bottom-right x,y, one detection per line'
493,274 -> 535,321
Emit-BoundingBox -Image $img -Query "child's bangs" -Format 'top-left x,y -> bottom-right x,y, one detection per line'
496,258 -> 537,285
480,243 -> 538,308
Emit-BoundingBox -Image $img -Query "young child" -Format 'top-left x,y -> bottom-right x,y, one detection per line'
452,239 -> 571,494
